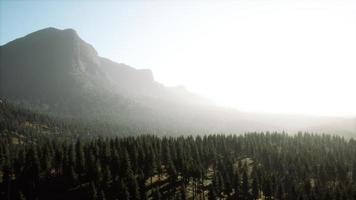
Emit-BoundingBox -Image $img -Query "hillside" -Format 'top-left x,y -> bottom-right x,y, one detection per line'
0,28 -> 270,133
1,27 -> 355,135
0,28 -> 210,111
1,130 -> 356,200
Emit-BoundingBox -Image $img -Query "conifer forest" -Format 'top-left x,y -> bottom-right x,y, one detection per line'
1,102 -> 356,200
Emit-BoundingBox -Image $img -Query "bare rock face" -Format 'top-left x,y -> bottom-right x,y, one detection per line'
4,28 -> 276,134
99,58 -> 156,94
0,27 -> 206,116
1,28 -> 81,105
0,27 -> 272,133
3,27 -> 350,134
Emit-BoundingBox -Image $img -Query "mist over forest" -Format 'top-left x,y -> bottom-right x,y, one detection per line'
1,0 -> 356,199
1,27 -> 355,137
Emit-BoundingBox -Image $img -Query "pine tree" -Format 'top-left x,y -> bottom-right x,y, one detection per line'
304,179 -> 312,197
87,152 -> 101,184
208,184 -> 217,200
138,170 -> 147,200
144,147 -> 156,186
152,188 -> 162,200
233,171 -> 241,197
89,182 -> 98,200
2,162 -> 12,200
101,165 -> 111,190
24,147 -> 41,200
127,173 -> 140,200
68,165 -> 78,186
352,160 -> 356,182
276,183 -> 284,200
75,139 -> 85,184
118,180 -> 130,200
241,169 -> 249,199
98,190 -> 106,200
180,183 -> 187,200
263,177 -> 272,200
223,169 -> 233,196
110,151 -> 120,182
251,175 -> 259,200
17,191 -> 26,200
121,150 -> 133,177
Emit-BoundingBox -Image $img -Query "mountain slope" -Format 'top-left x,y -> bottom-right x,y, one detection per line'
0,27 -> 233,132
0,28 -> 113,112
1,27 -> 355,135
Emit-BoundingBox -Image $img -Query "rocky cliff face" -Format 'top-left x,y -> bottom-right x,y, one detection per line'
0,27 -> 208,117
1,27 -> 354,134
99,57 -> 157,95
1,28 -> 80,105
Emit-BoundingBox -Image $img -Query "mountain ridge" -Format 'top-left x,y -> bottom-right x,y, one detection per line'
1,27 -> 355,135
0,27 -> 227,132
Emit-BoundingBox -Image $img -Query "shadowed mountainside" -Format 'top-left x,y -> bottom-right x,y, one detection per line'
0,27 -> 355,135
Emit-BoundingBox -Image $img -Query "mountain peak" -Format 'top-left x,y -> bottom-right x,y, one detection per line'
0,27 -> 104,106
28,27 -> 78,37
0,28 -> 166,110
2,27 -> 78,46
0,28 -> 211,118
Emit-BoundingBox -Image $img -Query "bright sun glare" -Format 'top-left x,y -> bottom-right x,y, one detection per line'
1,0 -> 355,117
125,0 -> 356,117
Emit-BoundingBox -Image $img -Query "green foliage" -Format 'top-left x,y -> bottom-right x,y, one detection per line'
1,103 -> 356,200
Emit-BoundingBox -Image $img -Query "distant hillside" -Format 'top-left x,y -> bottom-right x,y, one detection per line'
307,117 -> 356,138
0,28 -> 270,133
1,27 -> 355,136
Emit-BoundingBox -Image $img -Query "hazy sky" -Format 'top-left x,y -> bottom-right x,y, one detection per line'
1,0 -> 356,116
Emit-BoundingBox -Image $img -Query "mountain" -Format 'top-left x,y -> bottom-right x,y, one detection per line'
0,27 -> 240,132
1,27 -> 355,135
0,28 -> 201,113
1,28 -> 114,113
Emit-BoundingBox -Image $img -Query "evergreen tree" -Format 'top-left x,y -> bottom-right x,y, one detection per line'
2,162 -> 12,200
233,171 -> 241,197
208,184 -> 217,200
127,173 -> 140,200
68,165 -> 78,186
0,120 -> 355,200
89,182 -> 98,200
75,139 -> 85,184
241,169 -> 249,199
121,150 -> 133,177
152,188 -> 162,200
101,165 -> 111,190
180,183 -> 187,200
263,177 -> 272,200
118,180 -> 130,200
98,190 -> 106,200
352,160 -> 356,182
137,170 -> 147,200
251,175 -> 259,200
17,191 -> 26,200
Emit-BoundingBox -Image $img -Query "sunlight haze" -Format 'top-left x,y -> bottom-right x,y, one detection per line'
1,0 -> 355,116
